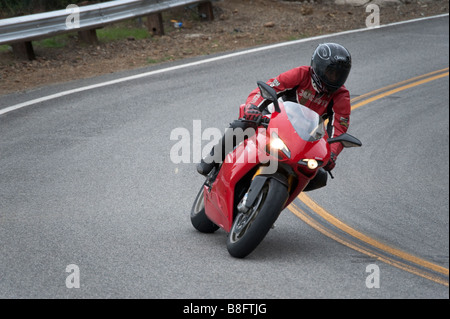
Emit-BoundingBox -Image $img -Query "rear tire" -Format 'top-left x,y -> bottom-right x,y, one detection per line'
190,185 -> 220,233
226,178 -> 288,258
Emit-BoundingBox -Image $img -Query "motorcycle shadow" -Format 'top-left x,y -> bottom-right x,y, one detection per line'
189,224 -> 309,260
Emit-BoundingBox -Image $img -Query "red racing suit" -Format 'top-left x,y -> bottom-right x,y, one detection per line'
244,65 -> 351,160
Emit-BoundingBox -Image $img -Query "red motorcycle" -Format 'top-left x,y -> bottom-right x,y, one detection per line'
191,81 -> 361,258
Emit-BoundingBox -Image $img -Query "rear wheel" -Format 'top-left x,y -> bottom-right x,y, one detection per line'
190,185 -> 220,233
226,178 -> 288,258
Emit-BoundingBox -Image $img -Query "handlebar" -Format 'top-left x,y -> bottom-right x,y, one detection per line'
240,117 -> 270,128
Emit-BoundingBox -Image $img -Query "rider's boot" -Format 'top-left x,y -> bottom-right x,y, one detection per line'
196,157 -> 215,176
196,119 -> 255,176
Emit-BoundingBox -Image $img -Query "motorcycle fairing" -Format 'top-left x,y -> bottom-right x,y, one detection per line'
203,135 -> 268,232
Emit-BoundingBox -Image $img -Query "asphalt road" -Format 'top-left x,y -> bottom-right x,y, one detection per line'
0,15 -> 448,300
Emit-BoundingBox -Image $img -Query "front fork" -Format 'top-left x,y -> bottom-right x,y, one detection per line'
237,165 -> 291,213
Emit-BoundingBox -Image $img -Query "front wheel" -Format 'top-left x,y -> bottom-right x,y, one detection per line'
190,185 -> 220,233
227,178 -> 288,258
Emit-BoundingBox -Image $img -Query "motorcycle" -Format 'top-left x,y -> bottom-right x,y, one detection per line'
191,81 -> 362,258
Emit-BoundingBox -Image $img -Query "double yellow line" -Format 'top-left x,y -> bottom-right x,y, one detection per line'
289,67 -> 449,286
351,67 -> 449,110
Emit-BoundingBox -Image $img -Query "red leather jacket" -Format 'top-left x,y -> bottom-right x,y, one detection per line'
245,65 -> 351,158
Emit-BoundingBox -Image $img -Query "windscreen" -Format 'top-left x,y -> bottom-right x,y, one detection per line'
284,101 -> 325,142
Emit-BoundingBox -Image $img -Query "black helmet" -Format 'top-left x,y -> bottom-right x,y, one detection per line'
310,43 -> 351,94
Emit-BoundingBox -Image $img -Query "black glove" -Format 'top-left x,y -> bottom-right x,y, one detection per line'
243,104 -> 262,122
324,152 -> 336,171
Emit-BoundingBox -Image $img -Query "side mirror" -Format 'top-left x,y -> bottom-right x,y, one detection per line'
257,81 -> 281,113
328,133 -> 362,148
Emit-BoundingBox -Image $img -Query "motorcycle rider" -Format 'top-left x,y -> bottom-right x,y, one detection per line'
197,43 -> 352,191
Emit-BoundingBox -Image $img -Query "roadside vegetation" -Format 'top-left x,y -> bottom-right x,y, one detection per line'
0,0 -> 108,18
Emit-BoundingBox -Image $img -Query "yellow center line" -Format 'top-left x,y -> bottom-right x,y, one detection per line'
350,67 -> 449,104
351,71 -> 449,110
297,193 -> 449,276
289,203 -> 449,287
292,69 -> 449,286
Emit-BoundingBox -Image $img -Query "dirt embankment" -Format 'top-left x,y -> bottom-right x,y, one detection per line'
0,0 -> 448,96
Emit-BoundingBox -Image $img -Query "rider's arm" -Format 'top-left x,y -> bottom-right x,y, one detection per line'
327,87 -> 351,158
245,67 -> 308,109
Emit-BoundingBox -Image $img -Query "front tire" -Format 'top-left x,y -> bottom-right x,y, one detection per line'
190,185 -> 220,233
226,178 -> 288,258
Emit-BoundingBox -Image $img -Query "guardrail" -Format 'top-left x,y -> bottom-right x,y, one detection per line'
0,0 -> 214,60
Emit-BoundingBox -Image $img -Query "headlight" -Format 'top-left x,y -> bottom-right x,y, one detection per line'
306,159 -> 318,169
298,159 -> 322,170
270,132 -> 291,158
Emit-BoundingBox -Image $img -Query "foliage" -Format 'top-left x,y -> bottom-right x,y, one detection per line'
0,0 -> 108,18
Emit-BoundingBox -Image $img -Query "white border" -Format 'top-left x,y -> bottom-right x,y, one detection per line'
0,13 -> 448,116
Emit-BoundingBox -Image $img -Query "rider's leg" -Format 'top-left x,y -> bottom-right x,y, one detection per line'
197,119 -> 254,176
303,168 -> 328,192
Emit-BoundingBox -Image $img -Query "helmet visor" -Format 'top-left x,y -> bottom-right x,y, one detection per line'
322,64 -> 350,92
